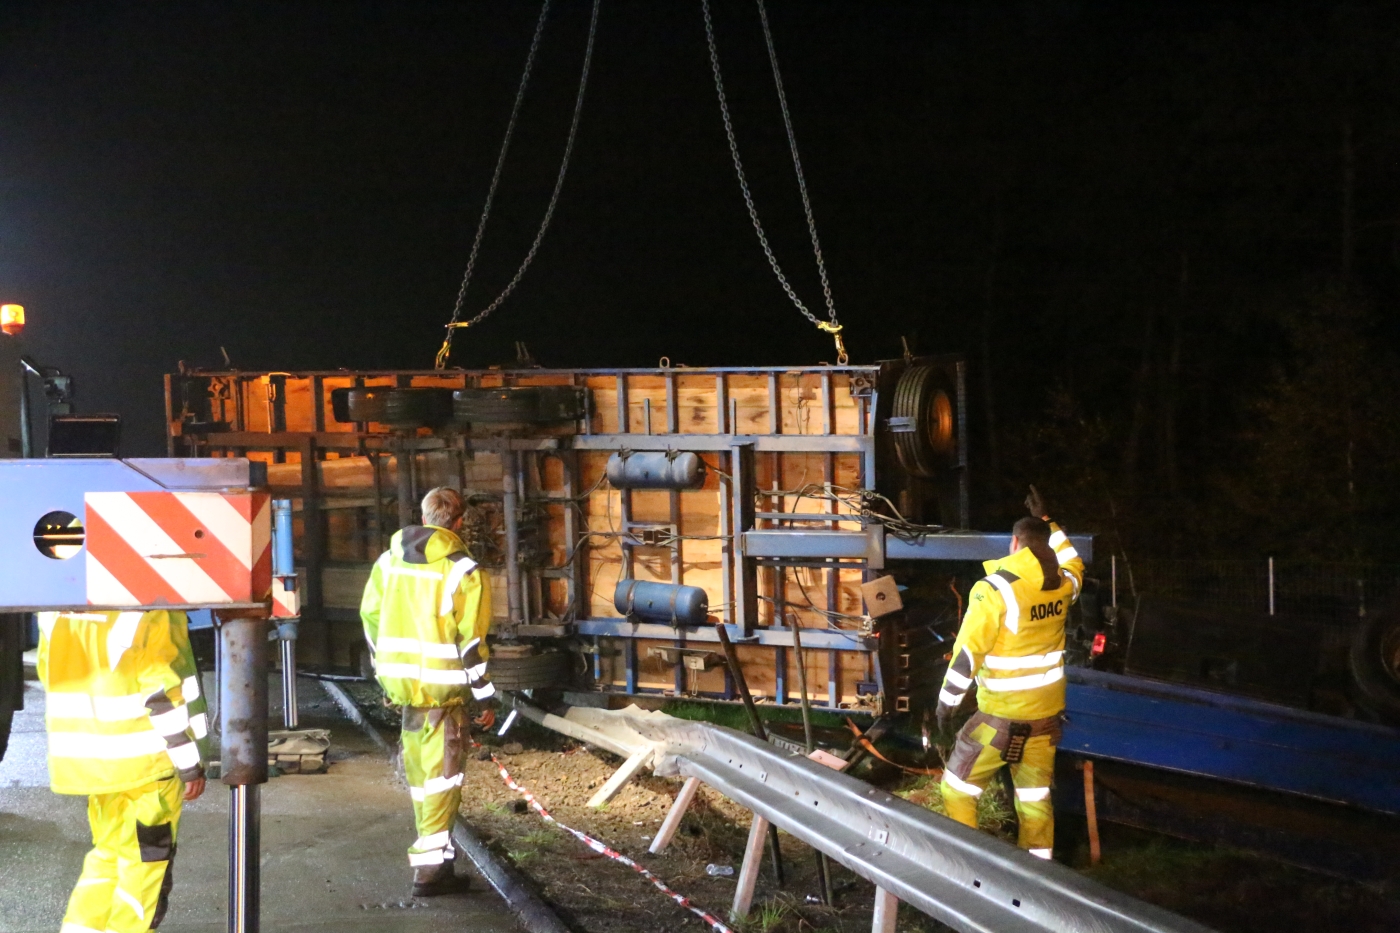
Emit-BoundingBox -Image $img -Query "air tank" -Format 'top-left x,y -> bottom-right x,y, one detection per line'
614,580 -> 710,627
605,451 -> 706,490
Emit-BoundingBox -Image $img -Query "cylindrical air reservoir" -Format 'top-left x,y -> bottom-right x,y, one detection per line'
614,580 -> 710,627
605,451 -> 706,490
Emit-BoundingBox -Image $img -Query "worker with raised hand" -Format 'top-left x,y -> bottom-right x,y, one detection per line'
360,486 -> 494,897
38,609 -> 208,933
935,486 -> 1084,860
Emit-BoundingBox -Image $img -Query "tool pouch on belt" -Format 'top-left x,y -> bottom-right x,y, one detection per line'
970,711 -> 1063,761
402,706 -> 460,732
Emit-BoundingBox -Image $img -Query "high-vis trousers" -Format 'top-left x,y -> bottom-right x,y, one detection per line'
940,713 -> 1058,858
63,776 -> 182,933
401,705 -> 466,868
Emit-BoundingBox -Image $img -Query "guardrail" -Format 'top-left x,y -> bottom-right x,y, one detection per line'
508,698 -> 1216,933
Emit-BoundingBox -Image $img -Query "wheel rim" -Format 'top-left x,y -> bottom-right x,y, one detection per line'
926,389 -> 954,456
1379,618 -> 1400,686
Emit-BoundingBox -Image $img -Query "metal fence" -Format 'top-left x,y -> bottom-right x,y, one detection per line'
1118,558 -> 1400,624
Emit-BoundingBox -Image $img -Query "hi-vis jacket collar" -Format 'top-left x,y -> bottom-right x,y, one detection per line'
982,546 -> 1049,588
394,525 -> 470,566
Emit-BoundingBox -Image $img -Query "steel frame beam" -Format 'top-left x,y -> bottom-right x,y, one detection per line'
575,619 -> 871,651
743,529 -> 1095,564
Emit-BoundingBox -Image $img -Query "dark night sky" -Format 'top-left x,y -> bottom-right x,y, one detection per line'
2,1 -> 1398,556
0,1 -> 1204,451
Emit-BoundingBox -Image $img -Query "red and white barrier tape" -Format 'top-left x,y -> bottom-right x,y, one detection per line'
489,754 -> 736,933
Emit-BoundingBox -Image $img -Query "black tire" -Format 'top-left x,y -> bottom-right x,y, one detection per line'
888,365 -> 957,478
489,649 -> 573,692
1348,609 -> 1400,724
342,388 -> 454,429
453,386 -> 586,424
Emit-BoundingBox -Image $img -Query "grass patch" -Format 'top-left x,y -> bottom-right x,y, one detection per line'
506,848 -> 538,865
895,772 -> 1016,840
482,801 -> 509,816
660,698 -> 861,733
744,899 -> 789,933
1082,836 -> 1400,933
520,829 -> 557,850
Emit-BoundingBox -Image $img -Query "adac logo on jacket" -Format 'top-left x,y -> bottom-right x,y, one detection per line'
1029,599 -> 1064,621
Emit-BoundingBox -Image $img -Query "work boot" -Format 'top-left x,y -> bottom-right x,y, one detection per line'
412,860 -> 471,897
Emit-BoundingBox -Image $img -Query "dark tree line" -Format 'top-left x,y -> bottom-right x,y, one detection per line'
881,2 -> 1400,562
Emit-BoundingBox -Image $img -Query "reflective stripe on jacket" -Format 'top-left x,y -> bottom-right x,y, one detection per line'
359,525 -> 493,708
938,522 -> 1085,721
37,610 -> 206,795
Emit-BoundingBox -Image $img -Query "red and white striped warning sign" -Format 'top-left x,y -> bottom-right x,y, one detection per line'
85,491 -> 272,607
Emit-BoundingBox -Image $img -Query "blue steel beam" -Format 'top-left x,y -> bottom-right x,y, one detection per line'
1063,668 -> 1400,816
744,528 -> 1096,563
887,532 -> 1095,564
575,618 -> 872,651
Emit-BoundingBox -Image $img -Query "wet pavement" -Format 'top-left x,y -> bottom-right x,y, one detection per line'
0,674 -> 525,933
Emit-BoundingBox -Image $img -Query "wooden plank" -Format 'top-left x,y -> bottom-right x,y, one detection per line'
649,776 -> 701,854
871,888 -> 899,933
587,747 -> 652,808
731,814 -> 769,921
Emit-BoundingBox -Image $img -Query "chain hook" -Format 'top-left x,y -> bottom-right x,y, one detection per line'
817,321 -> 849,366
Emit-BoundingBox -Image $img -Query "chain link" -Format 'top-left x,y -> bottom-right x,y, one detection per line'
439,0 -> 602,369
701,0 -> 847,364
438,0 -> 551,370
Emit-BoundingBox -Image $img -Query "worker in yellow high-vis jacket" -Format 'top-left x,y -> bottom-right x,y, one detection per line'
38,609 -> 208,933
360,486 -> 494,897
936,486 -> 1084,860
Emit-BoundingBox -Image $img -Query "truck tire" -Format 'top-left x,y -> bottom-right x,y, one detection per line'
338,388 -> 455,429
888,365 -> 957,479
453,386 -> 587,424
1349,609 -> 1400,724
489,649 -> 572,692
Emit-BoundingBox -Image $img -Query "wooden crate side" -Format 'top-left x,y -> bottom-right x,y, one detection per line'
832,373 -> 863,435
622,374 -> 668,435
584,376 -> 620,433
239,379 -> 271,433
727,374 -> 773,434
322,563 -> 372,610
676,373 -> 721,433
513,374 -> 578,386
409,374 -> 467,389
778,372 -> 823,436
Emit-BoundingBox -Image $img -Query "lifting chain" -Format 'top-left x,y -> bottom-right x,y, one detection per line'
701,0 -> 848,365
436,0 -> 602,370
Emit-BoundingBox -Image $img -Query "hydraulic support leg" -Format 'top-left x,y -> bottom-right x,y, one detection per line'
218,612 -> 269,933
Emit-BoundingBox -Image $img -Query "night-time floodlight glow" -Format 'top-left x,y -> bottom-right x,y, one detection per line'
0,304 -> 23,336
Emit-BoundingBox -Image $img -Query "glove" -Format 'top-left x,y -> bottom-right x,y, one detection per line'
1025,485 -> 1048,520
472,707 -> 497,731
935,703 -> 955,737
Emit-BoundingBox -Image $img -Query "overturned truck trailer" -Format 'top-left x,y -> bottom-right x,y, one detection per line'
165,358 -> 1088,715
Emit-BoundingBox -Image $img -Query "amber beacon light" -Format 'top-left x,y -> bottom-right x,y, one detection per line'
0,304 -> 24,336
